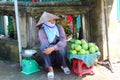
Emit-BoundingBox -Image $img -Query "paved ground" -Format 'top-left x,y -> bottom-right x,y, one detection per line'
82,60 -> 120,80
0,59 -> 120,80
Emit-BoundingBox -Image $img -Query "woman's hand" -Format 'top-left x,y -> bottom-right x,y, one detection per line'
43,47 -> 55,55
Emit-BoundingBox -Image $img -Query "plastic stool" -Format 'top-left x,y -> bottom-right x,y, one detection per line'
73,59 -> 94,77
73,59 -> 78,75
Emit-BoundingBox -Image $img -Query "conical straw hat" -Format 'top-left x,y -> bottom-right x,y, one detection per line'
36,11 -> 60,27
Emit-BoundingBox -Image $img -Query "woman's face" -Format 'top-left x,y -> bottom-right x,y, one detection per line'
48,19 -> 55,24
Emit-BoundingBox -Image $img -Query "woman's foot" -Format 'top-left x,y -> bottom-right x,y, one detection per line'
47,66 -> 54,78
61,66 -> 71,74
47,71 -> 54,79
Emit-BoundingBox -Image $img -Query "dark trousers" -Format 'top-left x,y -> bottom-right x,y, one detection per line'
40,47 -> 67,68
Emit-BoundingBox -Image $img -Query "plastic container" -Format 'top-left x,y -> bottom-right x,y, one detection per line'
21,49 -> 37,58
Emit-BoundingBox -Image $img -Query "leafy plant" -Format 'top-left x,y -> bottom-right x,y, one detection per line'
8,21 -> 14,38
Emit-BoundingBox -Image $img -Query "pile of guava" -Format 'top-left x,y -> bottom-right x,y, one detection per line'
70,39 -> 99,55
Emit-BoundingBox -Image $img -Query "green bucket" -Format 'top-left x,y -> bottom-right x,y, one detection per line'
21,58 -> 40,75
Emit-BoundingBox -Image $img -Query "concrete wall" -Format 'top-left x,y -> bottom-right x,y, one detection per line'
0,39 -> 19,61
19,13 -> 39,49
89,0 -> 120,60
89,0 -> 106,60
108,0 -> 120,60
0,13 -> 39,62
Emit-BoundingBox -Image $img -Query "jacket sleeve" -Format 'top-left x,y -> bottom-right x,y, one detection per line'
38,28 -> 48,51
54,24 -> 67,50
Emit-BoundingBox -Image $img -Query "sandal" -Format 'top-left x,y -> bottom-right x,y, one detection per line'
61,66 -> 71,74
47,72 -> 54,79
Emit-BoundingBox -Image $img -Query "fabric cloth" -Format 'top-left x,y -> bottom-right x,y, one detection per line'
69,51 -> 101,67
66,15 -> 73,23
117,0 -> 120,20
43,22 -> 59,43
76,14 -> 81,29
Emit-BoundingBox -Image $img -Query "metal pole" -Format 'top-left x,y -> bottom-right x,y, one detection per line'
14,0 -> 22,66
103,0 -> 113,73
